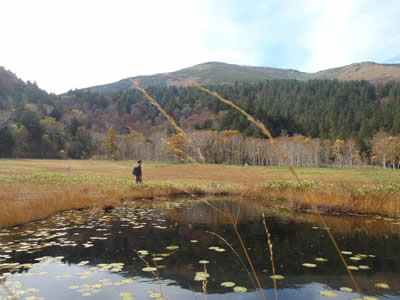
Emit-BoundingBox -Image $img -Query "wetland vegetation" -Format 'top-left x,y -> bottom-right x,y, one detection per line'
1,160 -> 400,300
1,159 -> 400,227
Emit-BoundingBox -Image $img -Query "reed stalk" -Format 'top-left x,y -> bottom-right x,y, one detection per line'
164,73 -> 363,298
132,80 -> 205,164
263,213 -> 278,300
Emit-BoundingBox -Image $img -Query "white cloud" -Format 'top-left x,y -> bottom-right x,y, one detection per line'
0,0 -> 251,93
300,0 -> 400,72
1,0 -> 400,93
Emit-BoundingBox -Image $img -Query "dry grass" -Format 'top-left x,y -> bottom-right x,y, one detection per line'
1,159 -> 400,227
286,188 -> 400,217
0,184 -> 120,227
1,159 -> 400,185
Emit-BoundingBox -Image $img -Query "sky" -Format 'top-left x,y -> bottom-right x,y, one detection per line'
1,0 -> 400,94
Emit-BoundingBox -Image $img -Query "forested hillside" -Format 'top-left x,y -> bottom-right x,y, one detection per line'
1,66 -> 400,168
86,61 -> 400,94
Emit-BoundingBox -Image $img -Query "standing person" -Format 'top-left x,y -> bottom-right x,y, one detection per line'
132,160 -> 143,184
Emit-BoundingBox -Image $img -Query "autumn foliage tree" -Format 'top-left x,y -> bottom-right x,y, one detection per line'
164,133 -> 187,162
371,128 -> 390,168
102,126 -> 119,159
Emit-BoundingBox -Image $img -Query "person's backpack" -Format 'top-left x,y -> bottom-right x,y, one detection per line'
132,166 -> 137,176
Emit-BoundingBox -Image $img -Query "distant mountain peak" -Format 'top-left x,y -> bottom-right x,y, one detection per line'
85,61 -> 400,94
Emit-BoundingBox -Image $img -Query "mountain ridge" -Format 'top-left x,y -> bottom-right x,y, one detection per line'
85,61 -> 400,94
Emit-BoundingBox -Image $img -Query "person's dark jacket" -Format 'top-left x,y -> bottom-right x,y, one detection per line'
136,165 -> 142,176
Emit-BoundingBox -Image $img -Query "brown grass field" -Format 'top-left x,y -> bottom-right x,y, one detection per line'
2,159 -> 400,184
1,159 -> 400,227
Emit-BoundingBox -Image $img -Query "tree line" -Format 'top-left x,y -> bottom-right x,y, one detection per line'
101,128 -> 400,169
1,65 -> 400,168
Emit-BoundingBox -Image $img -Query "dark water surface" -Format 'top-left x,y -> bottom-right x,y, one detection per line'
0,198 -> 399,300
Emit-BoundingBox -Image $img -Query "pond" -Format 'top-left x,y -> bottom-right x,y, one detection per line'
0,198 -> 399,300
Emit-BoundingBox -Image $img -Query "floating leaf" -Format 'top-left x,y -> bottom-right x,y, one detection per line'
138,250 -> 149,256
152,257 -> 163,261
302,263 -> 317,268
190,240 -> 198,243
375,283 -> 389,289
142,267 -> 157,272
315,258 -> 328,262
320,290 -> 338,296
194,271 -> 209,281
69,285 -> 80,290
359,265 -> 371,270
221,282 -> 235,287
149,292 -> 162,298
233,286 -> 247,292
347,266 -> 359,270
341,251 -> 352,255
120,292 -> 133,300
349,256 -> 361,261
199,260 -> 209,264
165,246 -> 179,251
122,279 -> 134,283
270,275 -> 285,280
340,287 -> 353,292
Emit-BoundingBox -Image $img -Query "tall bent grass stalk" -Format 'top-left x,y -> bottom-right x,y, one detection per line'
202,199 -> 263,298
202,264 -> 208,300
131,80 -> 205,164
206,231 -> 257,290
263,213 -> 278,300
222,203 -> 266,300
137,252 -> 165,299
164,73 -> 363,298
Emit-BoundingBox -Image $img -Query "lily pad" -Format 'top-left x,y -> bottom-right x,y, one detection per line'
165,245 -> 179,251
320,290 -> 338,296
270,275 -> 285,280
359,265 -> 371,270
194,271 -> 209,281
199,260 -> 210,264
69,285 -> 80,289
340,287 -> 353,292
315,258 -> 328,262
221,282 -> 235,287
233,286 -> 247,292
349,256 -> 361,261
302,263 -> 317,268
375,283 -> 389,289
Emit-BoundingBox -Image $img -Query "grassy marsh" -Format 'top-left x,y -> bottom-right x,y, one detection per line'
1,159 -> 400,227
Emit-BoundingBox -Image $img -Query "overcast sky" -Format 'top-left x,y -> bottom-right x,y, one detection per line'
1,0 -> 400,94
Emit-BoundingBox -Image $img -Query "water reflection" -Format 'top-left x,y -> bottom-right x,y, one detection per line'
0,198 -> 399,300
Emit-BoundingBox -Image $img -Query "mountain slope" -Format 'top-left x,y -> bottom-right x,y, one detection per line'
311,62 -> 400,83
86,61 -> 400,94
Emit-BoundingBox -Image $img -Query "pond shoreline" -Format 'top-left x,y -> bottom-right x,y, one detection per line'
1,176 -> 400,228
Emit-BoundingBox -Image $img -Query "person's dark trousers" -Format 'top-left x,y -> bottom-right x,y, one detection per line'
136,176 -> 142,184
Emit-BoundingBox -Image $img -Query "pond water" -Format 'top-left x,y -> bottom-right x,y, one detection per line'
0,198 -> 399,300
